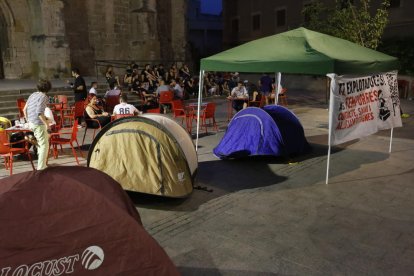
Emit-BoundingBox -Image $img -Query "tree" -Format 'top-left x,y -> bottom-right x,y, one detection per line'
302,0 -> 390,50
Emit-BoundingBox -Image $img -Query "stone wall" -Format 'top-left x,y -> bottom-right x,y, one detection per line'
63,0 -> 95,76
0,0 -> 71,79
0,0 -> 187,79
0,0 -> 33,78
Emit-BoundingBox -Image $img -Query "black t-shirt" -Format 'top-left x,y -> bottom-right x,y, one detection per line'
157,68 -> 165,78
74,76 -> 87,102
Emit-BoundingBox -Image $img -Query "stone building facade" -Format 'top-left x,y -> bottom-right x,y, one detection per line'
222,0 -> 414,48
0,0 -> 187,79
187,0 -> 222,59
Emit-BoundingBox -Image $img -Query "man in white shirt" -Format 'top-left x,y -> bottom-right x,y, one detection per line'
113,94 -> 139,116
228,80 -> 249,112
89,81 -> 98,96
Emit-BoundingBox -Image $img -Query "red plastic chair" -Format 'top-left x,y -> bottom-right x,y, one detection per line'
57,95 -> 68,109
158,91 -> 174,112
171,100 -> 194,133
61,100 -> 85,127
49,120 -> 83,165
16,98 -> 26,118
1,130 -> 35,175
113,113 -> 135,120
82,110 -> 103,146
146,107 -> 161,113
193,102 -> 218,133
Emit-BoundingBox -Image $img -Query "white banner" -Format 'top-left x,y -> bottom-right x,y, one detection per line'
328,71 -> 402,146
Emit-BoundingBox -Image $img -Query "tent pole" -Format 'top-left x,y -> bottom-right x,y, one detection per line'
326,74 -> 336,185
195,70 -> 204,151
326,145 -> 331,185
275,72 -> 281,105
326,77 -> 330,105
389,128 -> 394,153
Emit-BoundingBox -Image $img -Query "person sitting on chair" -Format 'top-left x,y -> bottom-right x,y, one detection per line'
228,80 -> 249,112
84,95 -> 111,128
105,65 -> 120,87
113,94 -> 139,116
269,78 -> 287,105
104,82 -> 121,98
170,78 -> 184,100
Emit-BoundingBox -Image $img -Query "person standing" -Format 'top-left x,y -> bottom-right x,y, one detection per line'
68,68 -> 87,102
67,68 -> 87,126
259,73 -> 273,104
23,79 -> 51,170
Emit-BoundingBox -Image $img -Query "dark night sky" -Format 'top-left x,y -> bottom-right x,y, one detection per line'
200,0 -> 222,15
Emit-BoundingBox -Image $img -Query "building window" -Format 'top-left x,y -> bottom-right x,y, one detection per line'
252,14 -> 260,31
389,0 -> 401,8
276,9 -> 286,27
232,18 -> 239,33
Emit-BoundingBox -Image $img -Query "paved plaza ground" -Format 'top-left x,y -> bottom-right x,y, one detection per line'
1,87 -> 414,275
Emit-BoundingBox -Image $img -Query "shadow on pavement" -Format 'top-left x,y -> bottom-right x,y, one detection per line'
128,133 -> 388,211
128,156 -> 288,211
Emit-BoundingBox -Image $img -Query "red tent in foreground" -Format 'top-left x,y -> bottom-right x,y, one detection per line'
0,166 -> 179,275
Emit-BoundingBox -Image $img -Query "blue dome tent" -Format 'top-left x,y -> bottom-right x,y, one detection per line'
213,106 -> 310,159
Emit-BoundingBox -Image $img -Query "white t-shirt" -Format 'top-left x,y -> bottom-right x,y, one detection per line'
89,87 -> 97,95
113,102 -> 138,115
44,107 -> 56,126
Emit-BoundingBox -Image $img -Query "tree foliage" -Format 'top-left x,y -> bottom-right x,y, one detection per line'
378,37 -> 414,75
302,0 -> 390,49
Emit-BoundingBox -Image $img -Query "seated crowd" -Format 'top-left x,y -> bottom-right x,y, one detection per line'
92,63 -> 284,116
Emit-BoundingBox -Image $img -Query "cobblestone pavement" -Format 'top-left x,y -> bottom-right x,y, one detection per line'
1,88 -> 414,275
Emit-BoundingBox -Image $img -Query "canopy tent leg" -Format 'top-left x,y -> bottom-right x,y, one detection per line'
195,70 -> 204,151
389,128 -> 394,153
275,72 -> 281,105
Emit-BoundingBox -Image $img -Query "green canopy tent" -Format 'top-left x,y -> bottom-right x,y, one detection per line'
199,27 -> 399,75
194,27 -> 399,147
